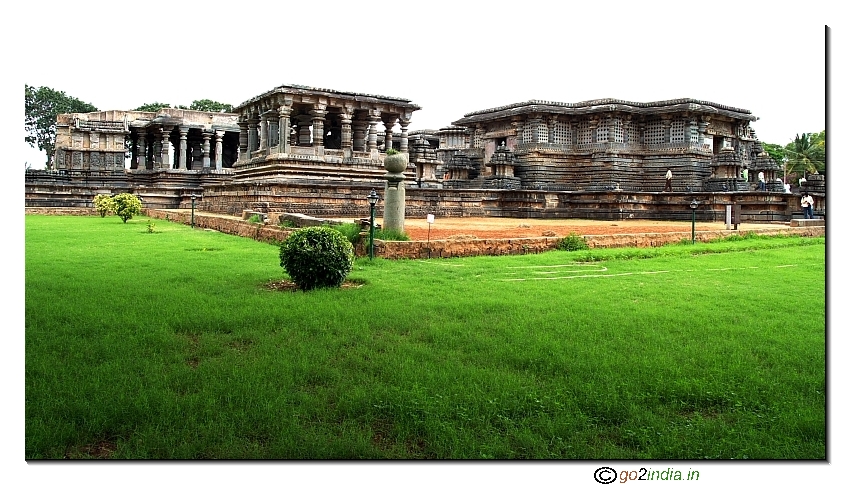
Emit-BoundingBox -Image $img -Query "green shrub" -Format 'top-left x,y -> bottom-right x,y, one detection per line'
557,232 -> 589,251
93,194 -> 116,218
279,219 -> 296,228
329,223 -> 363,245
248,214 -> 263,224
374,228 -> 409,241
279,226 -> 354,290
112,193 -> 142,223
386,148 -> 399,155
147,221 -> 156,233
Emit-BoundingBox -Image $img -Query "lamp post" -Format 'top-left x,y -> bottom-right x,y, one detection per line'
191,193 -> 197,228
689,199 -> 698,244
366,189 -> 379,260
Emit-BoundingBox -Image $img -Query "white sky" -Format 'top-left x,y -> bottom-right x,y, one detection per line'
13,2 -> 830,170
5,1 -> 847,482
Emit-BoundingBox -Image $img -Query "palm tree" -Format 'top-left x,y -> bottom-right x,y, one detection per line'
783,132 -> 825,181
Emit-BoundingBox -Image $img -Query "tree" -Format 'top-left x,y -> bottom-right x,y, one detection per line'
133,102 -> 171,112
25,85 -> 97,169
189,99 -> 233,113
761,142 -> 785,165
784,131 -> 825,180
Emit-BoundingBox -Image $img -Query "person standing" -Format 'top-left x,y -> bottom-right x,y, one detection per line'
664,169 -> 672,192
757,171 -> 765,190
801,192 -> 814,219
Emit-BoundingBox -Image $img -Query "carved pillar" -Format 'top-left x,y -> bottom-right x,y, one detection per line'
278,105 -> 291,154
267,110 -> 280,149
661,116 -> 672,143
311,108 -> 326,148
698,119 -> 710,147
160,127 -> 172,169
588,118 -> 599,144
399,119 -> 410,152
340,111 -> 353,150
238,121 -> 249,161
259,112 -> 269,151
202,132 -> 212,169
367,114 -> 380,151
352,119 -> 367,151
214,131 -> 224,170
548,116 -> 558,144
247,120 -> 258,153
382,114 -> 397,151
514,121 -> 524,145
178,127 -> 189,170
136,134 -> 146,169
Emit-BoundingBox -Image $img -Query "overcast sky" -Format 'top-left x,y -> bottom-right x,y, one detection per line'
14,1 -> 831,170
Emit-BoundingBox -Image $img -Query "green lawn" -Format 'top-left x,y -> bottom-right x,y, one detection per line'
25,215 -> 826,459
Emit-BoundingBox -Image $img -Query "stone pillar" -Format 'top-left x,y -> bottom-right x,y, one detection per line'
383,152 -> 408,233
238,121 -> 249,161
214,131 -> 224,170
589,118 -> 599,144
548,116 -> 557,144
367,114 -> 380,151
259,112 -> 269,152
340,112 -> 353,150
278,105 -> 291,154
178,127 -> 189,170
136,134 -> 146,169
353,120 -> 367,151
698,119 -> 709,147
160,127 -> 172,169
248,120 -> 258,153
311,108 -> 326,148
383,116 -> 396,151
514,122 -> 524,145
399,119 -> 410,153
202,132 -> 211,169
268,111 -> 280,148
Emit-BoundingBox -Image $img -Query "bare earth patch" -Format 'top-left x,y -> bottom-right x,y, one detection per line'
393,217 -> 768,241
264,280 -> 365,292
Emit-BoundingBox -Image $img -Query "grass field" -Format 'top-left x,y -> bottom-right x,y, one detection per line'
24,215 -> 826,459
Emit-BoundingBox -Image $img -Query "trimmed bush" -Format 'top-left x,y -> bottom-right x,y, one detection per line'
112,193 -> 142,223
279,226 -> 354,290
557,232 -> 589,251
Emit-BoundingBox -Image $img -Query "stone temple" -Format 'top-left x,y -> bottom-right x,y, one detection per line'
26,83 -> 824,223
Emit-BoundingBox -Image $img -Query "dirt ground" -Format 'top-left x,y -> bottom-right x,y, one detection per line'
376,217 -> 775,241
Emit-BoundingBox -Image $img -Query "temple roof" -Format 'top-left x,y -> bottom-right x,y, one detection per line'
454,98 -> 758,125
236,83 -> 421,111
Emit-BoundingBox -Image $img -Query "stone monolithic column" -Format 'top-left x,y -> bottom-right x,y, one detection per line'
259,112 -> 269,152
160,127 -> 173,169
399,119 -> 410,153
214,131 -> 224,170
278,105 -> 291,154
383,115 -> 396,151
136,133 -> 147,169
248,119 -> 259,153
238,121 -> 249,161
311,108 -> 326,149
202,132 -> 212,169
367,112 -> 381,152
340,110 -> 353,150
267,111 -> 280,149
352,119 -> 367,152
178,127 -> 189,170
